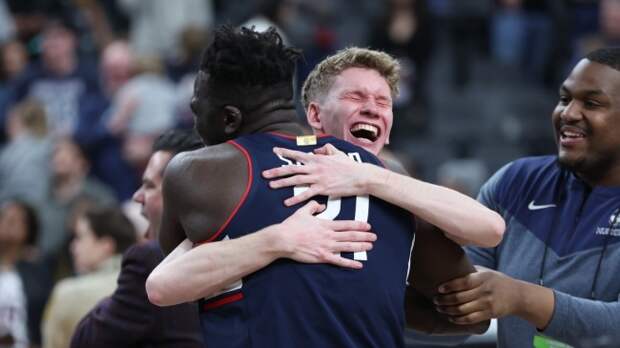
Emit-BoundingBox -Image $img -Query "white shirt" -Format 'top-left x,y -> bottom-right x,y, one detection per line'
0,269 -> 28,348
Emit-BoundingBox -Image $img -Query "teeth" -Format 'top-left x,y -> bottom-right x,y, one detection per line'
561,130 -> 585,138
351,124 -> 378,136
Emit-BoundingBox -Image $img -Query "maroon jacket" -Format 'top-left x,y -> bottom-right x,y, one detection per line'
70,240 -> 203,347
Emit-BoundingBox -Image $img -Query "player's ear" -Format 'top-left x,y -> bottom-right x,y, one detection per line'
223,106 -> 242,135
306,102 -> 324,133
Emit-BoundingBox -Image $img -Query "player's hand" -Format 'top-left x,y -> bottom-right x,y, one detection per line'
433,266 -> 519,324
262,144 -> 372,206
278,200 -> 376,269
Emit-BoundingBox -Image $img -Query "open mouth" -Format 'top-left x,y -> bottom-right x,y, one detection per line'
559,126 -> 586,141
350,123 -> 380,142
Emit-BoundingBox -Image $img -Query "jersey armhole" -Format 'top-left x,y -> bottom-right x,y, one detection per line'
196,140 -> 253,245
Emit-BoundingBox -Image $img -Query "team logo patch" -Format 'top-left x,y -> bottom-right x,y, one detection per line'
609,211 -> 620,229
595,211 -> 620,236
296,135 -> 317,146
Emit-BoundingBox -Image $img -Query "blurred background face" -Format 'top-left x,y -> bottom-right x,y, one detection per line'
52,139 -> 87,179
41,24 -> 76,74
1,40 -> 28,80
70,216 -> 112,274
132,151 -> 172,237
601,0 -> 620,41
100,41 -> 134,97
0,203 -> 28,248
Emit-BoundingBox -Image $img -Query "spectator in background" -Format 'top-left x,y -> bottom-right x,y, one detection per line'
490,0 -> 564,85
173,71 -> 199,130
0,99 -> 51,205
574,0 -> 620,60
0,0 -> 15,43
106,55 -> 177,173
38,137 -> 116,258
42,206 -> 136,348
370,0 -> 433,134
0,200 -> 53,348
70,0 -> 115,53
169,26 -> 209,129
166,25 -> 208,83
117,0 -> 213,60
71,129 -> 204,348
0,39 -> 28,86
446,0 -> 492,88
0,39 -> 28,142
241,0 -> 290,44
599,0 -> 620,45
99,40 -> 134,98
74,40 -> 139,201
8,17 -> 102,137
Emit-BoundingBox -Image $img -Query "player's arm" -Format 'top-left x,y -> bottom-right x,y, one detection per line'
434,266 -> 554,328
405,220 -> 490,335
158,154 -> 192,255
147,201 -> 375,306
263,144 -> 505,247
147,145 -> 375,306
432,264 -> 620,346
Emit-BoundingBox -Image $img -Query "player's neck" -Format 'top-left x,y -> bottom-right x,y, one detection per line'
253,120 -> 306,137
244,106 -> 305,137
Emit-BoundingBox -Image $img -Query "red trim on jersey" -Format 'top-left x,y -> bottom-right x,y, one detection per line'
197,140 -> 253,244
268,131 -> 331,140
203,292 -> 244,311
376,156 -> 388,169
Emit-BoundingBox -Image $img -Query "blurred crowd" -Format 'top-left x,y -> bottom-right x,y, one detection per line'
0,0 -> 617,347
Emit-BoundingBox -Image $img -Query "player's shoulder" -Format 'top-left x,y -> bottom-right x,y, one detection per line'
508,155 -> 557,173
500,155 -> 559,186
484,155 -> 559,209
165,143 -> 243,179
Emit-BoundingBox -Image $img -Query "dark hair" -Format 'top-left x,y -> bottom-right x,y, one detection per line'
8,200 -> 39,247
199,25 -> 301,92
586,47 -> 620,72
58,136 -> 89,163
44,15 -> 79,35
83,206 -> 136,254
152,128 -> 204,154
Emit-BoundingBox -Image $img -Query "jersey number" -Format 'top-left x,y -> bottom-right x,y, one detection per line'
281,152 -> 369,261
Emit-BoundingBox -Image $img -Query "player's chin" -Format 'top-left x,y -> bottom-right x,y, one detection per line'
557,151 -> 584,171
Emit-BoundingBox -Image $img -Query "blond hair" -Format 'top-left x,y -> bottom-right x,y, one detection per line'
301,47 -> 400,110
12,99 -> 48,137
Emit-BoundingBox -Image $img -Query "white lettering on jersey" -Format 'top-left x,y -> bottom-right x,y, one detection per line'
277,151 -> 370,261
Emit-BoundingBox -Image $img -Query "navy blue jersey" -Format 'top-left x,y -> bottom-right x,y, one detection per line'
467,156 -> 620,347
198,133 -> 415,348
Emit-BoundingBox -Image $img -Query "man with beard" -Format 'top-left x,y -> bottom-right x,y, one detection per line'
421,47 -> 620,347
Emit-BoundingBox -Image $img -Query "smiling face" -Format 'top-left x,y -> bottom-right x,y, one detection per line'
552,58 -> 620,185
307,67 -> 393,155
